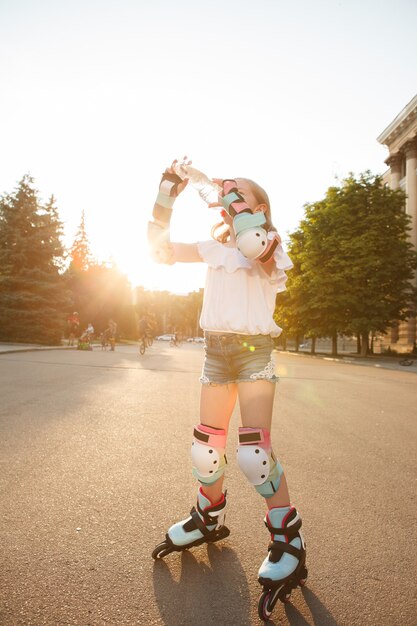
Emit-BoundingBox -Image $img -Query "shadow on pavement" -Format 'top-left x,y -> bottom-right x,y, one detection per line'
283,587 -> 339,626
152,543 -> 251,625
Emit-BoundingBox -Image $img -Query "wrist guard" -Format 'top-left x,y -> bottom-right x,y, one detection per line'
147,171 -> 182,265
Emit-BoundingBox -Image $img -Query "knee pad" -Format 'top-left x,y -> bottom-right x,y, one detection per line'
237,427 -> 283,498
191,424 -> 227,485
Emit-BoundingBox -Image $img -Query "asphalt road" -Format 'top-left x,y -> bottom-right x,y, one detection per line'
0,343 -> 416,626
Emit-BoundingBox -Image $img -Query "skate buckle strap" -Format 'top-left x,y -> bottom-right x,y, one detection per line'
268,540 -> 303,561
197,497 -> 225,526
264,517 -> 302,536
189,506 -> 212,537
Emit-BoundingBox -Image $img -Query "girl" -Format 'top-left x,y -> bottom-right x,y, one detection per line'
150,162 -> 307,618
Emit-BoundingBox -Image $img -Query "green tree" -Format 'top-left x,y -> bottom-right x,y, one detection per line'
0,175 -> 70,344
66,259 -> 135,339
278,172 -> 417,356
66,212 -> 137,338
275,229 -> 310,351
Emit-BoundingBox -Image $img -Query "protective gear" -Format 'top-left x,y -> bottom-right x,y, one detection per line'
220,180 -> 279,262
147,170 -> 183,264
257,506 -> 307,620
237,427 -> 283,498
168,488 -> 227,548
147,221 -> 173,264
152,487 -> 230,558
191,424 -> 227,485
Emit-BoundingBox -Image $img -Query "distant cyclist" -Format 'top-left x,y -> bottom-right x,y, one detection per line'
138,317 -> 148,341
170,332 -> 181,347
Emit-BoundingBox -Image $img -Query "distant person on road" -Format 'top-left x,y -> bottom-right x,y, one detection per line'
137,317 -> 148,340
80,323 -> 94,344
108,318 -> 117,351
67,312 -> 80,346
171,331 -> 180,346
149,161 -> 306,614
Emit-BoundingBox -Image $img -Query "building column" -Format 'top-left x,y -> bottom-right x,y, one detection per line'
404,138 -> 417,250
385,152 -> 402,190
404,138 -> 417,349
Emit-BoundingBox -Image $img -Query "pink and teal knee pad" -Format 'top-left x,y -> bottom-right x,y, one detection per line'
191,424 -> 227,485
237,427 -> 283,498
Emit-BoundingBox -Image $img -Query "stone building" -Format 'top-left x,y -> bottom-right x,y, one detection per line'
377,94 -> 417,352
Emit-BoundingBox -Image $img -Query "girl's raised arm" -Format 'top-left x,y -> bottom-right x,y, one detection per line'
147,164 -> 202,265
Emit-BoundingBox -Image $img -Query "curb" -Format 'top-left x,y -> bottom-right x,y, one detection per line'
0,346 -> 77,355
276,349 -> 417,372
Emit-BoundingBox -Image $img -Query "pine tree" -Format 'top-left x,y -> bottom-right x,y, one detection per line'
68,210 -> 93,271
0,175 -> 70,344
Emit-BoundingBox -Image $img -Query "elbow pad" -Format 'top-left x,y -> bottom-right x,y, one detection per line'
221,179 -> 277,262
235,219 -> 280,263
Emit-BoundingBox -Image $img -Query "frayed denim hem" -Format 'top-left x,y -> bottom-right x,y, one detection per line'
199,375 -> 279,386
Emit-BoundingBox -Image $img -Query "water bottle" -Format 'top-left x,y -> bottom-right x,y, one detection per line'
173,160 -> 222,205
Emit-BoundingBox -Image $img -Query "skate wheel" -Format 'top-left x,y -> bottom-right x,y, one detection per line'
258,590 -> 273,621
152,541 -> 174,559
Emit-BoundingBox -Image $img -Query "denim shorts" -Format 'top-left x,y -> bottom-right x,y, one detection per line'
200,332 -> 278,385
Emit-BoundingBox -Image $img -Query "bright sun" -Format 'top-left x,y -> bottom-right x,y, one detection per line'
87,192 -> 216,294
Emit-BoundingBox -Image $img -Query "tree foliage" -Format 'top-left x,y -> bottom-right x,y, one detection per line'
276,172 -> 417,355
133,287 -> 204,338
65,261 -> 136,338
69,210 -> 93,271
0,175 -> 70,344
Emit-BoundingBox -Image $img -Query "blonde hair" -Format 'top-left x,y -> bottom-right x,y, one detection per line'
211,178 -> 277,243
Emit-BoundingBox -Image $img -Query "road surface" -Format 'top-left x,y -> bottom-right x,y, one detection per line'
0,343 -> 416,625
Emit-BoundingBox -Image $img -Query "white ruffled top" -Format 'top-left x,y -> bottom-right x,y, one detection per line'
197,240 -> 293,337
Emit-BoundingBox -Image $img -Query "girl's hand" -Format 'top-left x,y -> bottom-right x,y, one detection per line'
160,159 -> 189,198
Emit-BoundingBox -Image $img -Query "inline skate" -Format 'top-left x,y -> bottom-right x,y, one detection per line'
152,487 -> 229,559
257,506 -> 308,621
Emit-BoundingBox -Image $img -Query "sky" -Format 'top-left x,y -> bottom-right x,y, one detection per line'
1,0 -> 416,293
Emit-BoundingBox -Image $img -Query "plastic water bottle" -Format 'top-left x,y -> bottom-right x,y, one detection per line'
173,160 -> 221,205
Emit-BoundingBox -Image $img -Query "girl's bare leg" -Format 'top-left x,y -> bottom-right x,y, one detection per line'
199,382 -> 237,502
238,380 -> 291,508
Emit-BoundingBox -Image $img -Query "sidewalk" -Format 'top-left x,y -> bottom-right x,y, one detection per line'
0,342 -> 75,354
280,349 -> 417,373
